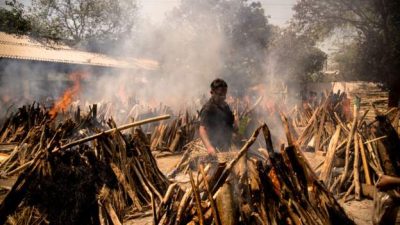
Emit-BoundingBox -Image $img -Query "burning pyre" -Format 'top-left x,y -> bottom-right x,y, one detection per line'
2,89 -> 395,225
0,104 -> 170,225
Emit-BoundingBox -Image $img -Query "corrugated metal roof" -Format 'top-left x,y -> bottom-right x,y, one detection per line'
0,32 -> 158,70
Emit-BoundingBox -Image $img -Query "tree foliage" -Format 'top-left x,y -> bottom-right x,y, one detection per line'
221,1 -> 271,92
0,0 -> 137,52
293,0 -> 400,104
29,0 -> 138,46
0,0 -> 31,34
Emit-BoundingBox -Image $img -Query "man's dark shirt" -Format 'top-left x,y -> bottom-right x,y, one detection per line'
199,98 -> 234,151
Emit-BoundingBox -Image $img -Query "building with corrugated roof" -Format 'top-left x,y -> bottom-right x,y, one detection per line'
0,32 -> 157,101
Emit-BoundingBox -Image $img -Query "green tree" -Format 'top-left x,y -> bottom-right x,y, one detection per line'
29,0 -> 138,49
293,0 -> 400,106
221,1 -> 272,93
0,0 -> 31,34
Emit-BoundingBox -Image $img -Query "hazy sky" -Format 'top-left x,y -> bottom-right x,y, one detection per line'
1,0 -> 296,27
140,0 -> 297,26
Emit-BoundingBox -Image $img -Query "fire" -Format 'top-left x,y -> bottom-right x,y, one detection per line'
49,72 -> 83,119
268,168 -> 282,195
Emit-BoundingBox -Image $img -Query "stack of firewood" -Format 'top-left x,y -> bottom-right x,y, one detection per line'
155,120 -> 355,225
0,105 -> 170,225
316,104 -> 400,202
291,103 -> 316,128
295,92 -> 360,153
0,103 -> 48,144
295,90 -> 400,201
150,111 -> 198,155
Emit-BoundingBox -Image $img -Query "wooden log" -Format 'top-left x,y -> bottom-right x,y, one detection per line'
320,125 -> 341,184
152,193 -> 158,225
357,109 -> 370,129
189,171 -> 204,225
353,134 -> 361,200
361,183 -> 375,199
280,113 -> 294,146
343,181 -> 355,202
131,159 -> 163,202
211,125 -> 264,194
174,189 -> 191,225
297,106 -> 322,145
314,108 -> 326,152
339,105 -> 359,190
364,135 -> 387,145
110,163 -> 142,211
161,183 -> 178,205
366,141 -> 383,172
105,201 -> 122,225
280,114 -> 319,182
150,126 -> 161,149
261,124 -> 274,155
6,160 -> 33,177
99,203 -> 107,225
358,136 -> 372,185
330,176 -> 340,193
0,148 -> 44,225
55,115 -> 170,151
334,112 -> 350,134
156,124 -> 167,149
215,182 -> 236,225
169,130 -> 182,152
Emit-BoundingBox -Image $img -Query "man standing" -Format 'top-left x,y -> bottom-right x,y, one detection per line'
199,78 -> 235,154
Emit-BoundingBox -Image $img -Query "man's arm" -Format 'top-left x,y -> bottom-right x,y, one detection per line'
199,125 -> 216,154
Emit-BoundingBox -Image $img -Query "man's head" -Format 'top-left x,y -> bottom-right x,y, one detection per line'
210,78 -> 228,103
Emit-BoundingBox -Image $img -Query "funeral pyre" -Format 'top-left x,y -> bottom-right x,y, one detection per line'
0,99 -> 357,225
293,91 -> 400,202
0,103 -> 170,225
154,118 -> 355,225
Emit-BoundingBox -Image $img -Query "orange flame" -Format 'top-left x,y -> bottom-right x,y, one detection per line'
268,168 -> 281,195
49,72 -> 83,119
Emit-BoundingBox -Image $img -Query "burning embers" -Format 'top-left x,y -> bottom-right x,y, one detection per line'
49,72 -> 84,119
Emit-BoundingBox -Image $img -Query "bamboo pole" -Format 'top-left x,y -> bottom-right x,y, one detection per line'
364,136 -> 387,145
320,126 -> 341,184
199,165 -> 220,225
339,105 -> 359,189
189,171 -> 204,225
55,115 -> 170,151
359,135 -> 372,185
353,134 -> 361,200
211,124 -> 264,194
